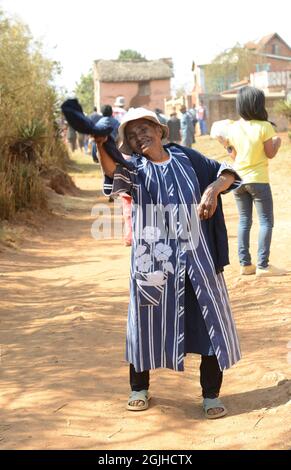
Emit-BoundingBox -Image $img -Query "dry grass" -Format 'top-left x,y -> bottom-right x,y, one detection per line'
0,155 -> 47,219
0,11 -> 70,221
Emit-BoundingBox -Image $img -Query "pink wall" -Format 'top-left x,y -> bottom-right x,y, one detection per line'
96,79 -> 171,112
149,79 -> 171,111
97,82 -> 138,111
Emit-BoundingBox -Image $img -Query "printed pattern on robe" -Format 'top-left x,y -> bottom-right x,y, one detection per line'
103,147 -> 241,372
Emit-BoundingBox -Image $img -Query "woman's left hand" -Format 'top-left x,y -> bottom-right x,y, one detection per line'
198,184 -> 218,220
217,136 -> 228,147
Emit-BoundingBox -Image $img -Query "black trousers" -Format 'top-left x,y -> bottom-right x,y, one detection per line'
130,355 -> 223,399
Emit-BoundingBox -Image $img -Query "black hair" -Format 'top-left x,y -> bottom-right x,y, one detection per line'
101,104 -> 113,117
236,86 -> 269,121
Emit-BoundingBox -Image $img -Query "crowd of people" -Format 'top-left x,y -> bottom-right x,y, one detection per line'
160,102 -> 207,147
64,99 -> 208,156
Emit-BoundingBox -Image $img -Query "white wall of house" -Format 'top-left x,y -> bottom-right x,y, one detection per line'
251,70 -> 291,91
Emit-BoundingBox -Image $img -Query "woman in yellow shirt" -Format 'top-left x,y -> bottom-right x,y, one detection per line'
224,87 -> 283,276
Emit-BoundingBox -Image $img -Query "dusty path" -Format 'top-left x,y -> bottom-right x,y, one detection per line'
0,140 -> 290,450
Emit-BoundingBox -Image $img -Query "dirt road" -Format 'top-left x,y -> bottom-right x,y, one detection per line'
0,139 -> 290,450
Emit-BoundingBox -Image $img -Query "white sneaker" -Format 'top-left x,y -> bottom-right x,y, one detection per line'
240,264 -> 256,275
256,264 -> 286,277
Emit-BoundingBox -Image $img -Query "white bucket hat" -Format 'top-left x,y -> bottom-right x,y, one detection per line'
114,96 -> 125,107
118,107 -> 169,155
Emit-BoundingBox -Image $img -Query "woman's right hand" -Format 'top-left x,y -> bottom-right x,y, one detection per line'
94,135 -> 108,146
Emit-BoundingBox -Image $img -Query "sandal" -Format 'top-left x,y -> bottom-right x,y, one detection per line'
127,389 -> 151,411
203,397 -> 227,419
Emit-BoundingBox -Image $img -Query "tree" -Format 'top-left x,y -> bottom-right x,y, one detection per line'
175,85 -> 188,99
0,9 -> 69,219
275,98 -> 291,137
74,70 -> 94,115
275,99 -> 291,120
118,49 -> 146,61
203,44 -> 258,93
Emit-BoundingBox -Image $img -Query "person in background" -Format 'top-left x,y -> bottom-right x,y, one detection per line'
67,125 -> 77,152
155,108 -> 168,145
218,86 -> 285,277
188,103 -> 198,143
197,101 -> 207,136
100,105 -> 120,142
90,106 -> 101,125
83,134 -> 90,154
77,132 -> 85,153
90,107 -> 102,162
154,108 -> 168,125
167,111 -> 181,144
121,190 -> 133,247
180,105 -> 194,148
113,96 -> 127,123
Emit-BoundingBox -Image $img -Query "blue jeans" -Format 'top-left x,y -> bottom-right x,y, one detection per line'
91,141 -> 98,163
199,119 -> 207,135
233,183 -> 274,268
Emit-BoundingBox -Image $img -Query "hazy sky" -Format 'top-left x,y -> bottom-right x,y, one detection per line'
1,0 -> 291,93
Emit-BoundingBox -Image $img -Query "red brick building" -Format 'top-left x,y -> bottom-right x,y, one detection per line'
192,33 -> 291,131
245,33 -> 291,73
93,59 -> 173,112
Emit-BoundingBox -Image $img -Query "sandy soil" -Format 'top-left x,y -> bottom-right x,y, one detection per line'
0,140 -> 290,450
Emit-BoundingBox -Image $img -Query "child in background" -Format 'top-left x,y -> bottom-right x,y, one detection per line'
121,194 -> 132,246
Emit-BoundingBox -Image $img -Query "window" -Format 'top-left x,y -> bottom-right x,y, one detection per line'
255,63 -> 270,72
138,81 -> 150,96
272,43 -> 280,55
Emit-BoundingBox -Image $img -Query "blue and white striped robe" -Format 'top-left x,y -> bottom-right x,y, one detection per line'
104,146 -> 241,372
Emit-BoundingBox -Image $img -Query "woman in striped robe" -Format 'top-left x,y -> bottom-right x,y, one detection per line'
97,107 -> 241,419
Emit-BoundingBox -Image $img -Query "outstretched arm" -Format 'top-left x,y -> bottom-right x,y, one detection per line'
95,136 -> 117,178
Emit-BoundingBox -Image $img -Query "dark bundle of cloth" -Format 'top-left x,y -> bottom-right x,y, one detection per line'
61,99 -> 134,169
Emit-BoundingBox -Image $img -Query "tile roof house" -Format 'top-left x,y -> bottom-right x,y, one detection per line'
93,58 -> 173,112
191,33 -> 291,131
245,32 -> 291,72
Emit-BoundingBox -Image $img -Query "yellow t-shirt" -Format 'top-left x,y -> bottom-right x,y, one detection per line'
227,119 -> 276,183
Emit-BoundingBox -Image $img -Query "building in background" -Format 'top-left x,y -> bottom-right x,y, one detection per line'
245,33 -> 291,73
191,33 -> 291,131
93,58 -> 173,113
